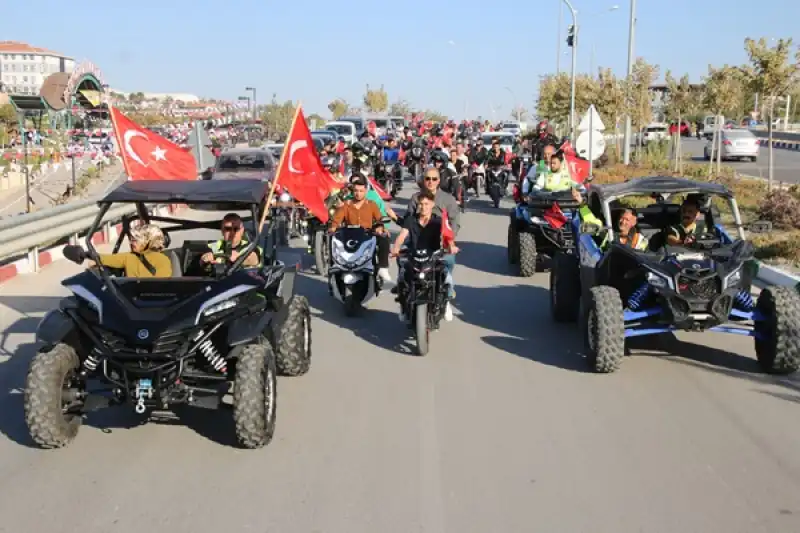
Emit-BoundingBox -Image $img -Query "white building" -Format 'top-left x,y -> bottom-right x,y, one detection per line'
0,41 -> 76,96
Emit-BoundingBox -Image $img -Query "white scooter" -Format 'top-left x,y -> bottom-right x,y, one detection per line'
328,224 -> 385,316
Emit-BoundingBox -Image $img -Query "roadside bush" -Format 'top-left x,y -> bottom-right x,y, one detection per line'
756,189 -> 800,230
753,231 -> 800,264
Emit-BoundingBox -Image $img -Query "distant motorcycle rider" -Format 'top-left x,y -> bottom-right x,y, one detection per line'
531,121 -> 559,162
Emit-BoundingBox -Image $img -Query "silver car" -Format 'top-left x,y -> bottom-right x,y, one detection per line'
210,147 -> 277,181
704,129 -> 760,162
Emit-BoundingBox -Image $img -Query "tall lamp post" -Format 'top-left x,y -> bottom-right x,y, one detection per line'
622,0 -> 637,164
237,95 -> 251,123
245,86 -> 257,123
504,86 -> 520,121
562,0 -> 578,139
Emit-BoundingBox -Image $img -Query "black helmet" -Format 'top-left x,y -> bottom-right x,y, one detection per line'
431,151 -> 448,164
350,141 -> 365,154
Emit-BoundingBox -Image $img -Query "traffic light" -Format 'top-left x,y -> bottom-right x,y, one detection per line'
566,25 -> 576,47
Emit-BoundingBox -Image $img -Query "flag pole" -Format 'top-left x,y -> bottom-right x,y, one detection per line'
257,102 -> 302,231
106,97 -> 132,181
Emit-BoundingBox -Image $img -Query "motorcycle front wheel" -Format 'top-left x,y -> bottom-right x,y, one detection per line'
414,303 -> 430,356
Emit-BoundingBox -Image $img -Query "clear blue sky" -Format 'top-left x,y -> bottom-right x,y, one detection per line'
6,0 -> 799,120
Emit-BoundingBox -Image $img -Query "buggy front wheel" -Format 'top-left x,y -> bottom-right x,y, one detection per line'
233,340 -> 278,449
754,286 -> 800,374
584,286 -> 625,373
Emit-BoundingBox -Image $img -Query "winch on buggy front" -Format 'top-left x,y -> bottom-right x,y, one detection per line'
24,179 -> 312,449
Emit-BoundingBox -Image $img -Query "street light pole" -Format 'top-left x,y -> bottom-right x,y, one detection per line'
557,0 -> 563,74
245,86 -> 257,123
504,86 -> 519,121
563,0 -> 578,139
623,0 -> 637,164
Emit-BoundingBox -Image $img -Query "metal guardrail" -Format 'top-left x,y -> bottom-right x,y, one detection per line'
0,193 -> 137,263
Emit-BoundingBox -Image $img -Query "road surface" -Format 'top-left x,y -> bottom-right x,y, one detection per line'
679,138 -> 800,183
1,188 -> 800,533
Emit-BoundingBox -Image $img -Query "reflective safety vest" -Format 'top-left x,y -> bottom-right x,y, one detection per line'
208,239 -> 262,266
538,168 -> 574,192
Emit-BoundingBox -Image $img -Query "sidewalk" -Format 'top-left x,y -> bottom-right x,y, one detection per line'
0,156 -> 125,217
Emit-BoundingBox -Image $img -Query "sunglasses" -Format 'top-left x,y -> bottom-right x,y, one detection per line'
222,225 -> 241,232
424,176 -> 439,182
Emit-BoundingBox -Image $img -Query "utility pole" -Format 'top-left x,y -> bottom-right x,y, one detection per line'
622,0 -> 636,164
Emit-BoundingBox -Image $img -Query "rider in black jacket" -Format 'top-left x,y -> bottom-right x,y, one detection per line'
531,120 -> 560,162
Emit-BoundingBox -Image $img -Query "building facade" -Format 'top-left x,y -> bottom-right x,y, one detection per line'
0,41 -> 76,96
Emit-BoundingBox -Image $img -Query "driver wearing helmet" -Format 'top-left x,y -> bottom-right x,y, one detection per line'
667,197 -> 701,246
532,120 -> 559,162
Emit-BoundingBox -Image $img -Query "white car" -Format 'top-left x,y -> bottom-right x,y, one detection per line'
500,121 -> 522,137
481,132 -> 515,153
641,123 -> 669,145
324,121 -> 356,145
704,129 -> 760,162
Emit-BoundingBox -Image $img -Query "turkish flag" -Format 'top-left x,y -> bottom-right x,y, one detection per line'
110,108 -> 196,180
441,208 -> 455,248
543,202 -> 568,229
273,106 -> 338,223
367,176 -> 392,200
559,140 -> 590,184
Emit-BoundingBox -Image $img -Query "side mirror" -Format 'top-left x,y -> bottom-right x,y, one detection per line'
748,220 -> 772,233
580,223 -> 602,236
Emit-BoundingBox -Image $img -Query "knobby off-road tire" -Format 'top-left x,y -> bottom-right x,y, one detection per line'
518,231 -> 537,277
550,253 -> 580,322
233,340 -> 278,449
584,286 -> 625,373
275,296 -> 312,376
754,286 -> 800,374
415,303 -> 430,356
507,223 -> 519,265
314,230 -> 329,277
24,343 -> 82,449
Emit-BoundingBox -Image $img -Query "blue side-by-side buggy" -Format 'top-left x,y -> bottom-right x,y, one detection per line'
547,176 -> 800,374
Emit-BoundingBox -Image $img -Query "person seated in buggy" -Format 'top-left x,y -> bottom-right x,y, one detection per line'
572,188 -> 649,252
667,195 -> 703,246
201,213 -> 263,269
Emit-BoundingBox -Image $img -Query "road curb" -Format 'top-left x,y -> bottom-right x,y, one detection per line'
757,139 -> 800,151
0,204 -> 186,285
756,262 -> 800,287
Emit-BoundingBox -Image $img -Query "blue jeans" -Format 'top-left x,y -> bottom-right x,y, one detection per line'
442,254 -> 456,298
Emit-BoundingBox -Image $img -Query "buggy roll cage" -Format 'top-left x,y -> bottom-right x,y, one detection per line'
84,200 -> 274,291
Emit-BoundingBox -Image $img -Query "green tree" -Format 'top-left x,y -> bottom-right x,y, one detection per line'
703,65 -> 744,174
740,37 -> 800,187
663,71 -> 695,171
0,104 -> 16,147
626,58 -> 659,153
363,84 -> 389,113
595,68 -> 627,156
327,99 -> 349,119
536,73 -> 600,135
418,109 -> 447,123
389,99 -> 411,117
307,113 -> 326,129
261,94 -> 297,137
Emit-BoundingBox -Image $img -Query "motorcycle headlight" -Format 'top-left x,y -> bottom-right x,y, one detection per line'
279,192 -> 291,203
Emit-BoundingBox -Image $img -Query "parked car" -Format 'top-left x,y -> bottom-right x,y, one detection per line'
641,123 -> 669,145
668,121 -> 691,137
704,129 -> 760,162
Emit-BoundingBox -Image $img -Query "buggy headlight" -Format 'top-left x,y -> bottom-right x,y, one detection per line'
203,298 -> 237,316
646,271 -> 670,289
724,268 -> 742,288
418,272 -> 426,280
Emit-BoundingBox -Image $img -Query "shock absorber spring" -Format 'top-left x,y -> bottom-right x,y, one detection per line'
197,339 -> 227,373
83,350 -> 101,372
734,290 -> 755,311
628,283 -> 650,311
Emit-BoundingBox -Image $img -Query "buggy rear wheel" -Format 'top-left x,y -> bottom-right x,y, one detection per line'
517,231 -> 537,277
233,340 -> 278,449
24,343 -> 82,449
275,295 -> 312,376
550,253 -> 580,322
754,286 -> 800,374
584,286 -> 625,373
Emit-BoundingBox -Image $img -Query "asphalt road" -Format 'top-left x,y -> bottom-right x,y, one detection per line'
1,187 -> 800,533
679,138 -> 800,183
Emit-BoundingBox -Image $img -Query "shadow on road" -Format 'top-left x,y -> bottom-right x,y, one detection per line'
452,283 -> 590,372
457,241 -> 513,276
298,274 -> 418,356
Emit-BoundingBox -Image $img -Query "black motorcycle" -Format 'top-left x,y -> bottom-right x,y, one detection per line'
377,160 -> 403,197
406,143 -> 426,181
486,163 -> 508,208
397,248 -> 449,355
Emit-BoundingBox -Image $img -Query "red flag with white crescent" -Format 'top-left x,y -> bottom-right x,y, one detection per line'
273,106 -> 339,223
441,208 -> 455,248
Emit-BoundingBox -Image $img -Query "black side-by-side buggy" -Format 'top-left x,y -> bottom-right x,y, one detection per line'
25,179 -> 312,449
